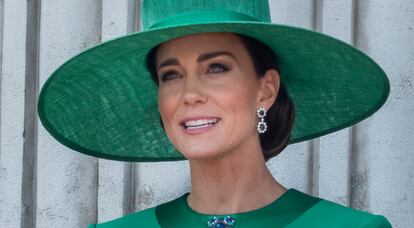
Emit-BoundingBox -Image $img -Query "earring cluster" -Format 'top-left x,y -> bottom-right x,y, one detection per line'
257,107 -> 267,134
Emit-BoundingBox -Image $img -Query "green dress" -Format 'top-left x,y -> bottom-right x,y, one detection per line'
88,188 -> 391,227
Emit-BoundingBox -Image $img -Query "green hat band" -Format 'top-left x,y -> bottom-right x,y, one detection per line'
149,10 -> 261,29
142,0 -> 271,30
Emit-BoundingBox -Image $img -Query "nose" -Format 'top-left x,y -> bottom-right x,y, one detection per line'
181,75 -> 207,106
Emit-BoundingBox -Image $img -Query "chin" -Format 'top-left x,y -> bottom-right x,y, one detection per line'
180,145 -> 226,161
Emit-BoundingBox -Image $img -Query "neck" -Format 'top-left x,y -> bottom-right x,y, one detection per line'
186,139 -> 286,215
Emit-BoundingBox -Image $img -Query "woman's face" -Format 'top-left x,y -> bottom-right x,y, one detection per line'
156,32 -> 278,161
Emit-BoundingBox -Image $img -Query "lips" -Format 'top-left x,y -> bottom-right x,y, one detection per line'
180,117 -> 221,130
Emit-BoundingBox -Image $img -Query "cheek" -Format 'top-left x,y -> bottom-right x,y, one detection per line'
157,89 -> 177,132
218,80 -> 259,126
158,90 -> 184,150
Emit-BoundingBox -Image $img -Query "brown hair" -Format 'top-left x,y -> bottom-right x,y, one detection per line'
146,34 -> 295,162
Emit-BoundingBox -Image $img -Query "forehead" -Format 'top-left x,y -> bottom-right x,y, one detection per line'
155,32 -> 247,60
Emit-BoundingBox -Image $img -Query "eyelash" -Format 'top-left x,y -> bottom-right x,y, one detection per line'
160,63 -> 230,82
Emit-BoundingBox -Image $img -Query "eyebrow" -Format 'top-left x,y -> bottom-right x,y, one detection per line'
157,51 -> 236,70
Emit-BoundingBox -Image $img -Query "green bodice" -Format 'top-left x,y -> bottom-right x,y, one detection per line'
89,188 -> 391,227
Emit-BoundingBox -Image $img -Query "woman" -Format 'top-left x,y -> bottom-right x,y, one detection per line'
37,1 -> 392,227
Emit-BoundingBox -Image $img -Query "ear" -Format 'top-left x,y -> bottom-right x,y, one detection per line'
257,69 -> 280,110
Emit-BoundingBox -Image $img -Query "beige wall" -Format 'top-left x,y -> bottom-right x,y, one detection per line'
0,0 -> 413,227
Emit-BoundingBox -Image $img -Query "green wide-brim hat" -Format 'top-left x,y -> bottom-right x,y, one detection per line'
37,0 -> 389,162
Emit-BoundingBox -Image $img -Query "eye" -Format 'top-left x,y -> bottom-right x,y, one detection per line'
207,63 -> 229,74
160,71 -> 181,82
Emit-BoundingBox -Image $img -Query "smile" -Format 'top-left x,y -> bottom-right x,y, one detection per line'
180,116 -> 221,135
184,118 -> 220,130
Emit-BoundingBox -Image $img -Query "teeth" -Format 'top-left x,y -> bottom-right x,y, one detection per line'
184,118 -> 218,129
186,123 -> 215,130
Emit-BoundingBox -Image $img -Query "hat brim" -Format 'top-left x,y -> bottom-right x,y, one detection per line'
37,22 -> 389,162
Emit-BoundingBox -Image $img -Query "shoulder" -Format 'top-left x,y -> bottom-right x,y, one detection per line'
287,195 -> 392,228
87,206 -> 160,228
87,193 -> 187,228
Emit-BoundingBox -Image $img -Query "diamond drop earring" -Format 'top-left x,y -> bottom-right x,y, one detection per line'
257,107 -> 267,134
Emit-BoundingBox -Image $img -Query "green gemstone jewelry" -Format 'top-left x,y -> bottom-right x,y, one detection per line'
207,215 -> 236,227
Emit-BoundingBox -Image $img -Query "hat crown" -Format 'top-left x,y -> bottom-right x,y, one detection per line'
141,0 -> 271,30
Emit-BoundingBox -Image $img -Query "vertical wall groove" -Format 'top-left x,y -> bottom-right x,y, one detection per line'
123,163 -> 135,215
309,0 -> 323,196
347,125 -> 355,207
136,0 -> 141,31
21,0 -> 40,227
309,139 -> 320,196
94,0 -> 104,222
97,0 -> 103,43
349,0 -> 359,209
128,0 -> 139,33
95,161 -> 99,223
124,0 -> 137,200
124,1 -> 139,215
129,0 -> 140,214
312,0 -> 324,32
351,0 -> 360,48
